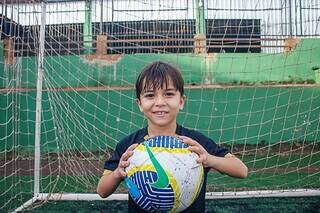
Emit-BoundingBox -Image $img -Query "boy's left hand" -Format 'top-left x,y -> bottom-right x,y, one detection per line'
178,136 -> 209,167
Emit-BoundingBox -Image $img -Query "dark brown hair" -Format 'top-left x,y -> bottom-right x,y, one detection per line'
135,61 -> 184,99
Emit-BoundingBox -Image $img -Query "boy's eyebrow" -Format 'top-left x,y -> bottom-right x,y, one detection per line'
143,88 -> 177,92
142,86 -> 177,93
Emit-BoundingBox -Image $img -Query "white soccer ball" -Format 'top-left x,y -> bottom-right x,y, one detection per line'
125,135 -> 204,212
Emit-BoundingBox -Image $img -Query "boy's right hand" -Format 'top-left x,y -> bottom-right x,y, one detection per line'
113,143 -> 138,179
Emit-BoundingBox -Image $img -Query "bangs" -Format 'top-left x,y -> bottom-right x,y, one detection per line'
142,68 -> 172,92
136,61 -> 184,99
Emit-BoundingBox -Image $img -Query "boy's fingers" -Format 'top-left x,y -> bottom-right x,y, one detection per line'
128,143 -> 138,151
188,146 -> 201,154
120,170 -> 127,177
121,150 -> 134,161
196,155 -> 205,163
120,161 -> 129,168
178,136 -> 190,141
179,136 -> 198,146
121,144 -> 138,161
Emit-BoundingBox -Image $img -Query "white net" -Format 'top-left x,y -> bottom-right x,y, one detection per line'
0,0 -> 320,212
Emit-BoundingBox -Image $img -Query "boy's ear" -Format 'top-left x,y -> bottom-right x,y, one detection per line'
136,98 -> 143,112
179,95 -> 187,110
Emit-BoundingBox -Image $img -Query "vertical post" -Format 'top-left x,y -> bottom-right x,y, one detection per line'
34,1 -> 46,197
111,0 -> 114,34
299,0 -> 303,36
100,0 -> 103,34
195,0 -> 206,35
288,0 -> 293,36
4,0 -> 7,19
194,0 -> 206,54
294,0 -> 298,36
84,0 -> 92,54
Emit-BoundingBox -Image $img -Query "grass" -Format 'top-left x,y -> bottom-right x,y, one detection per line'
1,152 -> 319,212
24,197 -> 320,213
1,171 -> 320,212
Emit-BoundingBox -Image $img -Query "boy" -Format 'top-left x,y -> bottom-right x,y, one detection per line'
97,61 -> 248,212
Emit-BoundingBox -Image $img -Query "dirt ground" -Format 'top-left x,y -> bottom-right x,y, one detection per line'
1,143 -> 319,176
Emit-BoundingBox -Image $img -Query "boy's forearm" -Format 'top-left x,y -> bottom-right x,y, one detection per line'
97,171 -> 123,198
206,155 -> 248,178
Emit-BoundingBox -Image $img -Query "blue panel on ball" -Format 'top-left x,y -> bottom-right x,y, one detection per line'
144,135 -> 188,149
129,171 -> 175,212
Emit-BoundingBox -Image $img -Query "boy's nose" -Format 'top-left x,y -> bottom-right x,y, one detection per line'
154,95 -> 166,106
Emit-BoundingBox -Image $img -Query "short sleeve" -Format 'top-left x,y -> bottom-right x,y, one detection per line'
198,135 -> 229,157
182,127 -> 229,157
103,128 -> 147,171
104,142 -> 126,171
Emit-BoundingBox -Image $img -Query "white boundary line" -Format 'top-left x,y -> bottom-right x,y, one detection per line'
205,189 -> 320,199
13,189 -> 320,212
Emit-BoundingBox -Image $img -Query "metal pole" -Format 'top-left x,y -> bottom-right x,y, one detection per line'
111,0 -> 114,34
288,0 -> 293,36
84,0 -> 92,54
299,0 -> 303,36
294,0 -> 298,36
195,0 -> 206,35
34,0 -> 46,197
4,0 -> 7,18
100,0 -> 103,34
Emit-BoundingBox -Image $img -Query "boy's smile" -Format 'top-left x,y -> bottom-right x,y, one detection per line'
136,79 -> 186,135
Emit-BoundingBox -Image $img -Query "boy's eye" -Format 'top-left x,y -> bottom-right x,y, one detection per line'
165,91 -> 176,96
143,93 -> 154,98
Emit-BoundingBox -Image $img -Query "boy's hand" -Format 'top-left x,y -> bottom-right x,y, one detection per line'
178,136 -> 210,168
114,143 -> 138,179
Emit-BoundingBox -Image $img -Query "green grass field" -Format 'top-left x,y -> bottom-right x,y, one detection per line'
25,197 -> 320,213
1,150 -> 320,212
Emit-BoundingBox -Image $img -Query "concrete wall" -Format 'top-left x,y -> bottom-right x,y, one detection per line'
0,39 -> 319,152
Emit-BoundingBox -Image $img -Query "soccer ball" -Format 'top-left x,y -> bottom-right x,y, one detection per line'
125,135 -> 204,212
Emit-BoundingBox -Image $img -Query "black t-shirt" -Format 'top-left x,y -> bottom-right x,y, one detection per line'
104,124 -> 229,213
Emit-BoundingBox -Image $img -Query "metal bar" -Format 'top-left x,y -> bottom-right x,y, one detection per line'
195,0 -> 206,35
99,0 -> 103,34
295,0 -> 298,36
299,0 -> 303,36
1,0 -> 81,3
103,38 -> 283,43
12,197 -> 38,212
18,10 -> 87,14
2,84 -> 318,94
34,0 -> 46,197
101,45 -> 284,49
83,0 -> 92,54
207,8 -> 283,11
206,189 -> 320,199
113,8 -> 188,12
15,189 -> 320,205
288,0 -> 293,36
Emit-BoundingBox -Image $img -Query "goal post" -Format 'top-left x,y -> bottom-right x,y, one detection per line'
0,0 -> 320,212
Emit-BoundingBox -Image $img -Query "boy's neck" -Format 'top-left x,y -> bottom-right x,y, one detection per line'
147,122 -> 177,137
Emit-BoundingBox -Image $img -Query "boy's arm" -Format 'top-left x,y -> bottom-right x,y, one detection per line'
97,170 -> 123,198
97,143 -> 138,198
204,154 -> 248,178
179,136 -> 248,178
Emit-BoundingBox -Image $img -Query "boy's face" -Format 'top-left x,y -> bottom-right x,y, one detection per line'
136,79 -> 186,129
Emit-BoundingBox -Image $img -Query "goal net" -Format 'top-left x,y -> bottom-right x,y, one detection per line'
0,0 -> 319,212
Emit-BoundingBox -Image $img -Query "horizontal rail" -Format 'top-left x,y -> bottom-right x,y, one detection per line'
13,189 -> 320,212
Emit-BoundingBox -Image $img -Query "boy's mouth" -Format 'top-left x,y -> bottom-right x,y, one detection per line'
153,111 -> 168,116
